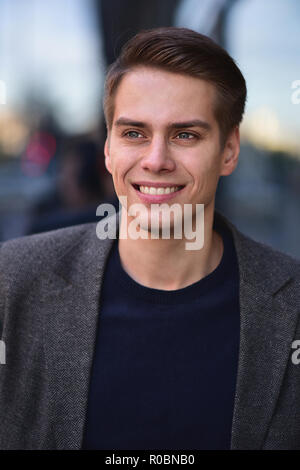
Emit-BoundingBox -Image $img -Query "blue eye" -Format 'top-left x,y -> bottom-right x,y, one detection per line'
125,131 -> 143,138
176,132 -> 195,139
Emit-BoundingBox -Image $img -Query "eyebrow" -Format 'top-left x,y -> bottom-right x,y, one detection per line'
114,117 -> 211,131
171,120 -> 211,131
115,118 -> 147,128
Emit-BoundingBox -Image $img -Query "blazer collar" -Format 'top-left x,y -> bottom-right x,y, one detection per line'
40,222 -> 115,449
41,211 -> 298,449
218,211 -> 299,449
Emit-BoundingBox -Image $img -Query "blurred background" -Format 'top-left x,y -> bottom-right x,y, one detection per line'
0,0 -> 299,257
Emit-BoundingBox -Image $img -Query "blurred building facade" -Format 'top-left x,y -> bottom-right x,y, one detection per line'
0,0 -> 299,257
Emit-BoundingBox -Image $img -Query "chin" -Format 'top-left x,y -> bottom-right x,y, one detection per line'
146,211 -> 184,239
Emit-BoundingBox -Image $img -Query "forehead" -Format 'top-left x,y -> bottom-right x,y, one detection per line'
112,66 -> 218,127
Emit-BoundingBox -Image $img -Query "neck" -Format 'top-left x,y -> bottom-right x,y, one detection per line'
117,205 -> 223,291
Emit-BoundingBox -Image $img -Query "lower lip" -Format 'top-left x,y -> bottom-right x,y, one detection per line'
132,185 -> 185,203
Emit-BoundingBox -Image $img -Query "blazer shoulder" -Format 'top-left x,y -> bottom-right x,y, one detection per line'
0,222 -> 97,282
217,210 -> 300,278
236,228 -> 299,272
230,223 -> 300,299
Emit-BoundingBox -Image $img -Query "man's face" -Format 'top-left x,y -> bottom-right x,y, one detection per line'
104,66 -> 238,232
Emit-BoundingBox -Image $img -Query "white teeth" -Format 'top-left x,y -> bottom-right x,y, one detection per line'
138,185 -> 180,195
142,186 -> 149,193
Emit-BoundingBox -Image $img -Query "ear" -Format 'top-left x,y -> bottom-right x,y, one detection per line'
104,137 -> 112,174
220,126 -> 240,176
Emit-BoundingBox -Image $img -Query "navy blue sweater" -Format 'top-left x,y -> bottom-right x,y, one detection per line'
82,216 -> 240,450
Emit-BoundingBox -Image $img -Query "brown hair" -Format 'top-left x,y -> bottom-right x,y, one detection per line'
103,27 -> 247,147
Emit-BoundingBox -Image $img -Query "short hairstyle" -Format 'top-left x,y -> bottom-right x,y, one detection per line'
103,27 -> 247,147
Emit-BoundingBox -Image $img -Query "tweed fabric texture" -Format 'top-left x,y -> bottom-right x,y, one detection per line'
0,211 -> 299,449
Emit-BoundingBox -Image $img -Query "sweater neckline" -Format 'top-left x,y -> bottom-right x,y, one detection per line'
106,215 -> 235,305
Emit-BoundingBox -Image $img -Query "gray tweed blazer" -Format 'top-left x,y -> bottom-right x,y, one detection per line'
0,211 -> 299,450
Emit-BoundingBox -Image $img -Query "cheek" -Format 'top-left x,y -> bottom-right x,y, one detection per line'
185,154 -> 220,181
108,154 -> 136,193
110,145 -> 138,171
184,151 -> 221,196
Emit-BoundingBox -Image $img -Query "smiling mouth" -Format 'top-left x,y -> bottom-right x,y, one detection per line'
132,184 -> 185,195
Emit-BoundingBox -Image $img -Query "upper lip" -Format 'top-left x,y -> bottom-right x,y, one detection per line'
132,181 -> 185,188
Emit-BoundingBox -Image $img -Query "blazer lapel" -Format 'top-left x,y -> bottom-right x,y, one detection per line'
40,222 -> 116,449
223,214 -> 300,449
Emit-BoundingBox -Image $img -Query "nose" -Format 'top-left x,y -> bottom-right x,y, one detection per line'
140,136 -> 176,173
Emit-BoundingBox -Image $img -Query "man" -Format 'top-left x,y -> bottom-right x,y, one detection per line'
0,27 -> 299,450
